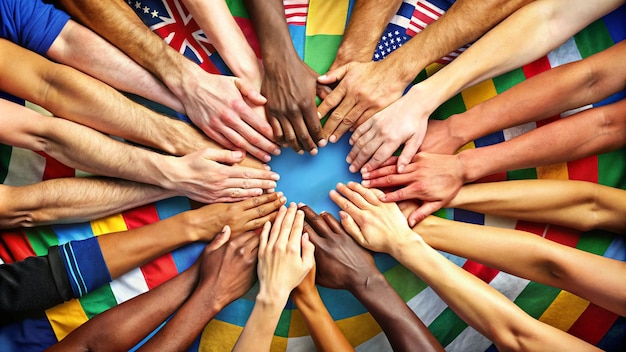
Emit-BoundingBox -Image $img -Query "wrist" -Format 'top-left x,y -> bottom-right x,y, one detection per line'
256,289 -> 290,311
456,149 -> 481,184
388,230 -> 424,262
179,208 -> 219,242
291,288 -> 323,311
387,51 -> 426,86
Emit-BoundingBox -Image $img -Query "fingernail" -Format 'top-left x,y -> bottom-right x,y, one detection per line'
273,148 -> 281,156
276,192 -> 283,197
346,156 -> 352,163
310,148 -> 318,156
362,172 -> 370,179
348,139 -> 354,146
336,182 -> 345,188
319,75 -> 327,80
268,181 -> 277,188
317,111 -> 322,119
379,194 -> 386,201
318,139 -> 327,147
263,155 -> 271,162
297,150 -> 304,155
271,173 -> 280,180
349,165 -> 357,173
232,150 -> 243,158
409,219 -> 416,227
329,135 -> 337,143
362,180 -> 370,186
297,202 -> 306,207
397,165 -> 405,173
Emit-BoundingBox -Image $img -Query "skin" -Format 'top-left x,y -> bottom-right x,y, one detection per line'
0,178 -> 173,229
319,0 -> 532,148
54,0 -> 279,162
346,0 -> 625,174
421,40 -> 626,155
243,0 -> 325,155
48,227 -> 259,352
233,204 -> 315,351
290,264 -> 354,352
300,206 -> 444,352
363,96 -> 626,225
447,180 -> 626,234
48,20 -> 184,113
0,98 -> 279,204
331,181 -> 601,351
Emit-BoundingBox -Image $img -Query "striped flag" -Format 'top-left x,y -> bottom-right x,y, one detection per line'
284,0 -> 309,26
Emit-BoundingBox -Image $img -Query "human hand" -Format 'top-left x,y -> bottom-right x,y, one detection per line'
362,152 -> 465,225
165,148 -> 279,203
317,61 -> 410,144
329,182 -> 415,255
419,118 -> 465,155
257,203 -> 315,303
346,92 -> 430,174
291,262 -> 317,299
189,192 -> 286,241
177,63 -> 280,162
299,205 -> 381,292
262,56 -> 325,155
196,227 -> 259,308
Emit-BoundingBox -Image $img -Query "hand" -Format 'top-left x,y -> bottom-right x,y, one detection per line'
299,205 -> 381,292
362,152 -> 465,225
178,63 -> 280,162
329,182 -> 415,254
166,148 -> 280,203
346,92 -> 430,174
419,118 -> 465,155
317,61 -> 410,144
291,262 -> 317,299
262,57 -> 325,155
257,203 -> 315,302
196,227 -> 260,308
189,192 -> 287,241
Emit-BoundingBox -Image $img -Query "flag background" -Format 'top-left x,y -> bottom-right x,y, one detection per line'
0,0 -> 624,350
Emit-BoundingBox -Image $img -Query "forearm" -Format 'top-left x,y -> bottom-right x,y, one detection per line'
291,288 -> 354,352
351,273 -> 443,352
448,40 -> 626,145
334,0 -> 403,65
244,0 -> 299,64
459,99 -> 626,184
48,265 -> 199,352
448,180 -> 626,233
415,216 -> 626,317
48,20 -> 184,113
183,0 -> 261,86
0,178 -> 172,229
413,0 -> 623,109
233,294 -> 286,351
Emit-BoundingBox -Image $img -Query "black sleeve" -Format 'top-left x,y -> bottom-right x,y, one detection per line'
0,246 -> 73,325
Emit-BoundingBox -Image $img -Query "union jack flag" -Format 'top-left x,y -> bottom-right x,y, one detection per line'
126,0 -> 220,73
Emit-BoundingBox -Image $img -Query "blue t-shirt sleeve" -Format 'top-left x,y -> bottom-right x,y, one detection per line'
0,0 -> 70,55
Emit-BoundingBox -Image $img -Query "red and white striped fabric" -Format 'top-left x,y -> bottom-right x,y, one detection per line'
284,0 -> 309,26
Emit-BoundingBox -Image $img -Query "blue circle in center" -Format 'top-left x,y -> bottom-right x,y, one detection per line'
268,134 -> 362,215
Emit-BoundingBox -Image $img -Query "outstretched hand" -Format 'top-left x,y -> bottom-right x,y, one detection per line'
361,152 -> 465,225
317,61 -> 410,144
329,182 -> 416,254
257,203 -> 315,302
299,205 -> 380,292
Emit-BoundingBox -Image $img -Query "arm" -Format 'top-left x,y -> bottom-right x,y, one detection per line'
0,99 -> 279,204
422,40 -> 626,154
317,0 -> 532,146
54,0 -> 278,162
300,206 -> 443,352
290,267 -> 354,352
447,180 -> 626,233
137,230 -> 259,351
346,0 -> 625,174
243,0 -> 324,154
47,20 -> 184,113
331,182 -> 601,351
233,204 -> 315,351
363,97 -> 626,223
0,178 -> 172,229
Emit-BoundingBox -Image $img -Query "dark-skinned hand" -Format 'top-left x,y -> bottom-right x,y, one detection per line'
299,205 -> 381,293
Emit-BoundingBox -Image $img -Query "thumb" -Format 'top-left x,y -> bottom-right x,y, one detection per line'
234,78 -> 267,105
318,63 -> 349,84
210,225 -> 231,249
202,148 -> 245,164
397,138 -> 421,174
301,233 -> 316,271
408,201 -> 442,227
339,210 -> 362,244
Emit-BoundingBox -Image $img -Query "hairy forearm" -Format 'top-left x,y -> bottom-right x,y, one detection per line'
449,180 -> 626,233
449,41 -> 626,144
351,273 -> 443,352
413,0 -> 623,109
460,99 -> 626,184
0,178 -> 171,229
334,0 -> 403,65
415,216 -> 626,316
291,288 -> 354,352
47,265 -> 199,352
48,20 -> 184,113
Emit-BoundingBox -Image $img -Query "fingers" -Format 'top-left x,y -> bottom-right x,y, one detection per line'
258,221 -> 272,258
275,203 -> 298,249
202,148 -> 245,164
291,112 -> 319,155
302,102 -> 326,148
300,232 -> 315,272
234,77 -> 267,105
299,205 -> 332,238
288,209 -> 306,256
241,193 -> 287,231
397,135 -> 422,173
317,64 -> 348,85
209,225 -> 231,249
320,212 -> 346,236
408,201 -> 443,227
338,210 -> 363,243
360,141 -> 402,174
335,182 -> 371,209
317,85 -> 346,126
266,205 -> 288,250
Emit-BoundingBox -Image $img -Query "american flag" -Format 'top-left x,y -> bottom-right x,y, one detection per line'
283,0 -> 309,26
126,0 -> 220,73
374,0 -> 468,64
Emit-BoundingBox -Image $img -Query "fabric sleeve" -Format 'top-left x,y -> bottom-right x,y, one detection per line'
0,246 -> 72,325
58,237 -> 112,298
0,0 -> 70,55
